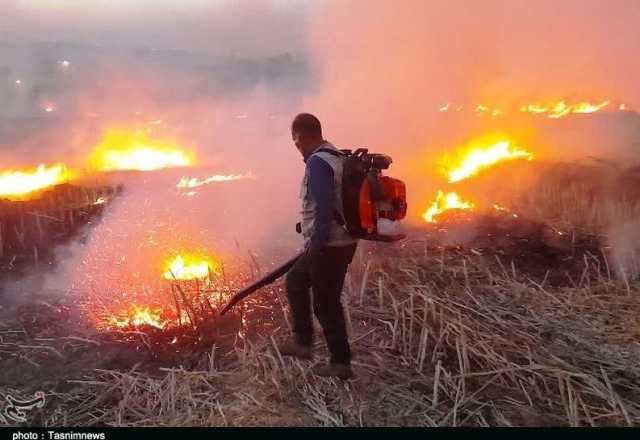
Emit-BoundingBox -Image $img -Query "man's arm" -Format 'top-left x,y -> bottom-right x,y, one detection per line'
307,155 -> 335,254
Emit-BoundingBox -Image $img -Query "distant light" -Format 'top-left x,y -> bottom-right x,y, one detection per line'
44,107 -> 54,113
15,79 -> 21,85
619,103 -> 627,111
60,60 -> 71,67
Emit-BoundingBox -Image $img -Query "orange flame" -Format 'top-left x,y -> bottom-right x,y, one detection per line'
177,172 -> 255,189
89,129 -> 195,171
475,104 -> 503,117
103,304 -> 166,329
445,139 -> 533,183
423,190 -> 474,223
438,99 -> 616,118
421,136 -> 533,223
0,163 -> 70,200
520,100 -> 609,118
162,253 -> 220,281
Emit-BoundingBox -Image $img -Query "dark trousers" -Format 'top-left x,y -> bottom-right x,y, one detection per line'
285,243 -> 357,365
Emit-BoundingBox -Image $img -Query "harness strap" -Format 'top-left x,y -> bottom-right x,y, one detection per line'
315,147 -> 344,158
312,147 -> 349,230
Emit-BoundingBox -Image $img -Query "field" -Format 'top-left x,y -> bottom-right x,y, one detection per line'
1,160 -> 639,427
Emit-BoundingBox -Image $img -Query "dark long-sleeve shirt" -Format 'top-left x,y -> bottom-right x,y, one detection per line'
305,154 -> 335,252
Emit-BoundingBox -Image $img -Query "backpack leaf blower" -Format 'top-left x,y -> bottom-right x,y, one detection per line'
221,148 -> 407,315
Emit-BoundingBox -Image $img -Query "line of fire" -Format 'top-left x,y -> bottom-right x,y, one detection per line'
1,101 -> 634,347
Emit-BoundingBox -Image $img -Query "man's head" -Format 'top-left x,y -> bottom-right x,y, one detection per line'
291,113 -> 323,158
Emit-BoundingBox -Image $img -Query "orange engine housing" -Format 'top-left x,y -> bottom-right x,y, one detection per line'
359,176 -> 407,233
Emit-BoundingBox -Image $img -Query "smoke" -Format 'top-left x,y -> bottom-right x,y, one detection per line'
4,0 -> 640,310
0,1 -> 310,57
608,219 -> 640,281
0,1 -> 315,313
0,44 -> 309,163
306,0 -> 640,129
0,0 -> 313,168
299,0 -> 640,220
4,0 -> 640,203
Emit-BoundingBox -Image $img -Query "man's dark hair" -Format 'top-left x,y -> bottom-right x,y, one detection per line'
291,113 -> 322,138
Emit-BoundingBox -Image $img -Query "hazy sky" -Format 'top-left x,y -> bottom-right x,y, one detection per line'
1,0 -> 311,55
17,0 -> 214,9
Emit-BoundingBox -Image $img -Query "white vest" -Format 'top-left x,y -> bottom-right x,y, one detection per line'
300,142 -> 358,247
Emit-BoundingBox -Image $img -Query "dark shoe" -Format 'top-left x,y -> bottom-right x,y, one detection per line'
277,340 -> 312,360
312,363 -> 354,380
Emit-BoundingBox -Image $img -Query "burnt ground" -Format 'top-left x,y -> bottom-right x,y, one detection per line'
0,284 -> 279,392
2,209 -> 631,426
0,264 -> 289,423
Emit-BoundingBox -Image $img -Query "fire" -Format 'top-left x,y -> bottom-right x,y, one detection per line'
493,203 -> 519,218
520,100 -> 609,118
421,136 -> 534,223
445,139 -> 533,183
177,172 -> 256,189
423,190 -> 474,223
438,100 -> 617,118
162,254 -> 219,281
475,105 -> 502,117
89,129 -> 195,172
0,163 -> 70,200
103,304 -> 166,329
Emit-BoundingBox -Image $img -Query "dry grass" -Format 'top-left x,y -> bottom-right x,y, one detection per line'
3,159 -> 640,427
11,241 -> 637,427
514,160 -> 640,233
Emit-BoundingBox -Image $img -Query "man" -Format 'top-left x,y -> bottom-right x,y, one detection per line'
278,113 -> 358,379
